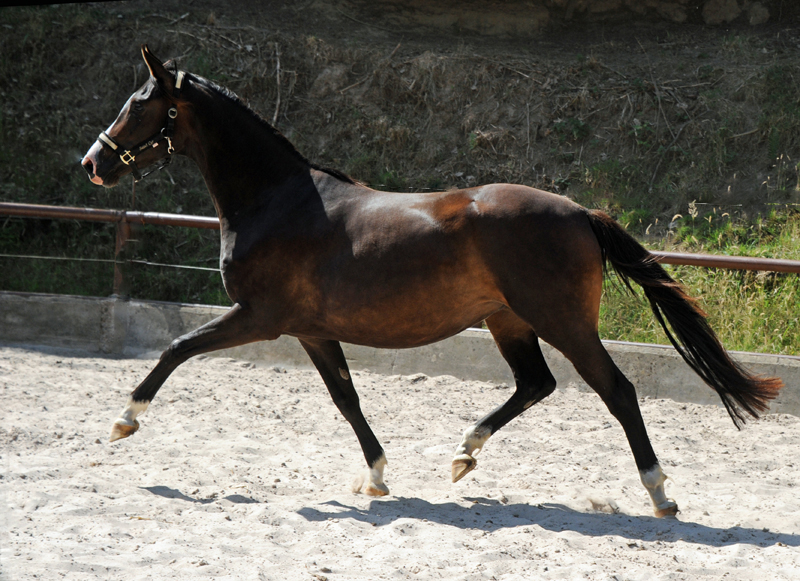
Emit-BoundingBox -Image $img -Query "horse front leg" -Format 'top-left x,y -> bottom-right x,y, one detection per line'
110,303 -> 266,441
298,338 -> 389,496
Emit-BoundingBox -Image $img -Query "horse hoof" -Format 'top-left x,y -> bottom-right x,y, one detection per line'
109,418 -> 139,442
351,473 -> 390,496
452,454 -> 477,483
364,482 -> 390,497
654,500 -> 679,518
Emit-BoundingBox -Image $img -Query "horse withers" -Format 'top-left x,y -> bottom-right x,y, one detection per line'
82,46 -> 783,517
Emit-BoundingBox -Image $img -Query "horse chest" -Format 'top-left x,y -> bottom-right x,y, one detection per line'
219,226 -> 273,286
219,223 -> 324,302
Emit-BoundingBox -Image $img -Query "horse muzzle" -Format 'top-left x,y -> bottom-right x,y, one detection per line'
81,140 -> 127,187
81,141 -> 111,186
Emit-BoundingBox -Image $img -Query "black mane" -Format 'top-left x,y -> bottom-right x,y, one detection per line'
187,72 -> 355,185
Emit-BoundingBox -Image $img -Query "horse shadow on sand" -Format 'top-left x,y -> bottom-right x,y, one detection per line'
297,496 -> 800,549
142,485 -> 260,505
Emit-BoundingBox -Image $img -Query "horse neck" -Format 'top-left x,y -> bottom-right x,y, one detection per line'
184,86 -> 311,220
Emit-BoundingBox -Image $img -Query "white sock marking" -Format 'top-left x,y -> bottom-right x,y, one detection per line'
116,398 -> 149,427
640,464 -> 675,511
454,425 -> 492,459
369,454 -> 387,487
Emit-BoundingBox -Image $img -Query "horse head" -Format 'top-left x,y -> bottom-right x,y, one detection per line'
82,45 -> 186,187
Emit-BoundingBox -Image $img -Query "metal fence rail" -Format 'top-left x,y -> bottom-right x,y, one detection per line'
2,201 -> 800,297
0,201 -> 219,229
652,251 -> 800,274
0,202 -> 220,295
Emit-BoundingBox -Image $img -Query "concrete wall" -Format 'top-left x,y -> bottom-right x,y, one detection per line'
2,291 -> 798,415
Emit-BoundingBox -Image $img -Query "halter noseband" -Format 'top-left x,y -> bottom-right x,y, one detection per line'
98,70 -> 185,182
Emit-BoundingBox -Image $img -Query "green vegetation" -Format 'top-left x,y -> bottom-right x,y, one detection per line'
761,64 -> 800,159
374,169 -> 408,191
599,209 -> 800,356
553,117 -> 592,142
600,264 -> 800,356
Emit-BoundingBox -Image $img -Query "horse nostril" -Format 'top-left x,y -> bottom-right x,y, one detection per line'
82,157 -> 96,177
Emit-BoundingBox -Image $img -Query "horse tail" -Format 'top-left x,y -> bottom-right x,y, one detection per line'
585,209 -> 783,428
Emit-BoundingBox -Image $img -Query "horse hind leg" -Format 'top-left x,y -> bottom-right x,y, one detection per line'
501,239 -> 678,517
452,309 -> 556,483
299,338 -> 389,496
552,331 -> 678,517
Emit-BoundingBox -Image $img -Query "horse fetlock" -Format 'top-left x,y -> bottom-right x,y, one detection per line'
640,464 -> 678,518
452,424 -> 491,483
351,473 -> 390,496
364,481 -> 390,496
454,425 -> 491,457
352,454 -> 389,496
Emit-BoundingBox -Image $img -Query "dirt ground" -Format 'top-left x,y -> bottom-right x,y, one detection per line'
2,344 -> 799,580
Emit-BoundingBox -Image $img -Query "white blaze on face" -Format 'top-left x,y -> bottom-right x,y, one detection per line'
81,94 -> 135,185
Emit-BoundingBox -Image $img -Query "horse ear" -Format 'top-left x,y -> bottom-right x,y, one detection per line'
141,44 -> 175,93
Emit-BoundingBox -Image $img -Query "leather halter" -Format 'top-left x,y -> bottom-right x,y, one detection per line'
98,70 -> 185,182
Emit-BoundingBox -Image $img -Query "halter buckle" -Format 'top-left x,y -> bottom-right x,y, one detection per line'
120,150 -> 136,165
165,136 -> 175,155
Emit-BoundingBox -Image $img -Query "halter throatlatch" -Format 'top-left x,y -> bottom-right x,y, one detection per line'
98,70 -> 185,182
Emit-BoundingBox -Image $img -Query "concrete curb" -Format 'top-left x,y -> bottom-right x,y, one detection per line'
2,291 -> 798,416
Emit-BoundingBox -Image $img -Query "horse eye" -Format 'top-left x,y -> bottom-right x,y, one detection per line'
132,101 -> 145,113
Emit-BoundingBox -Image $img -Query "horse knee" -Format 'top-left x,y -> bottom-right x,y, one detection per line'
601,374 -> 640,419
540,375 -> 557,398
161,338 -> 188,362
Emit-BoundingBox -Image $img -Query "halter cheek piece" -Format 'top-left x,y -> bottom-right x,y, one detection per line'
97,70 -> 185,182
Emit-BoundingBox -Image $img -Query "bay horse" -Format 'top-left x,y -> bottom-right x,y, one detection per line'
82,46 -> 782,517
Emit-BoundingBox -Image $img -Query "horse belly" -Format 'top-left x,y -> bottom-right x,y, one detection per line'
311,264 -> 501,349
318,303 -> 498,349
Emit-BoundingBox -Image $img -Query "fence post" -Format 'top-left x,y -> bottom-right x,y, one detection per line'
113,218 -> 131,297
